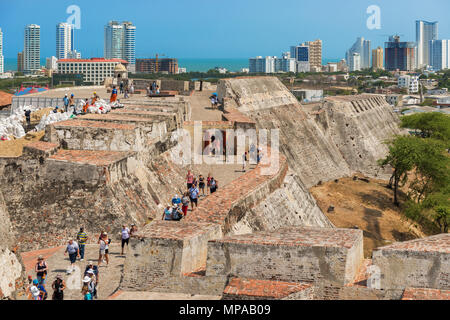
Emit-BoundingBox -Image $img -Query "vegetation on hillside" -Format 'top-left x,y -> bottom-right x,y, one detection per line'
379,113 -> 450,233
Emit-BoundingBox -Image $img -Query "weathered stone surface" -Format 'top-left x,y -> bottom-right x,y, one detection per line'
373,234 -> 450,290
206,227 -> 364,286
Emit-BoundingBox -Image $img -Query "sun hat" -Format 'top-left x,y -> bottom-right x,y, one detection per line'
83,276 -> 91,283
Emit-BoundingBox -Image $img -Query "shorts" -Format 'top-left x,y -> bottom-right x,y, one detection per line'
100,249 -> 109,255
199,182 -> 205,189
190,197 -> 198,205
121,238 -> 129,248
69,252 -> 77,264
187,183 -> 193,189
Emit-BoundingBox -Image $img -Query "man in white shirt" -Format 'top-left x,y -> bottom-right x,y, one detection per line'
64,239 -> 79,274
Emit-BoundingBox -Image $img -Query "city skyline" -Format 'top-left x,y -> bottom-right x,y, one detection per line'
1,0 -> 450,60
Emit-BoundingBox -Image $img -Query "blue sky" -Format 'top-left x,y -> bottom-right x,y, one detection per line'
1,0 -> 449,59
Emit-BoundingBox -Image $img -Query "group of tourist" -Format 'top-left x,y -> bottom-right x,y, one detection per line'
146,81 -> 160,96
27,224 -> 137,300
162,170 -> 219,221
209,93 -> 219,109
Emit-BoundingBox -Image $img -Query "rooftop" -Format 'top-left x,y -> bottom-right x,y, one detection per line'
136,221 -> 219,241
210,227 -> 362,249
0,90 -> 13,107
57,58 -> 128,64
52,119 -> 136,130
48,149 -> 132,166
375,233 -> 450,254
223,278 -> 312,299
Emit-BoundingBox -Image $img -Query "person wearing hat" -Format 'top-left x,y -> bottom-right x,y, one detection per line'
64,239 -> 79,274
51,275 -> 66,300
84,261 -> 100,295
28,279 -> 40,300
35,255 -> 48,285
86,269 -> 98,299
63,94 -> 69,112
69,94 -> 75,112
91,92 -> 99,105
81,276 -> 93,300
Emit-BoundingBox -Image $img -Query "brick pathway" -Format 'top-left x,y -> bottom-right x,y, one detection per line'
188,90 -> 223,121
20,243 -> 125,300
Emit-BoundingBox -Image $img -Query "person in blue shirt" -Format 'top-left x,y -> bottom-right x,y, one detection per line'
189,185 -> 199,211
110,86 -> 118,103
63,94 -> 69,112
163,206 -> 172,220
172,194 -> 181,206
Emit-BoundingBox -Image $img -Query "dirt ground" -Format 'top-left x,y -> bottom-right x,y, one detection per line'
0,130 -> 45,157
310,175 -> 429,258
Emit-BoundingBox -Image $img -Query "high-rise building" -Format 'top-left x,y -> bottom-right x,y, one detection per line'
429,39 -> 450,71
46,56 -> 58,71
385,36 -> 416,71
346,37 -> 371,69
372,46 -> 384,70
0,28 -> 4,73
416,20 -> 438,68
249,56 -> 295,73
24,24 -> 41,73
306,39 -> 322,71
398,75 -> 419,93
67,50 -> 81,59
104,21 -> 136,72
56,22 -> 74,60
136,58 -> 179,74
17,51 -> 24,72
348,52 -> 361,71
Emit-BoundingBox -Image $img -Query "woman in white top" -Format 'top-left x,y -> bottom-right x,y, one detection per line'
98,232 -> 110,267
121,225 -> 130,255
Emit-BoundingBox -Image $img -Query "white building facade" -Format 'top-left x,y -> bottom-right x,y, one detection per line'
429,39 -> 450,71
348,52 -> 361,71
46,56 -> 58,71
398,75 -> 419,93
346,37 -> 371,69
24,24 -> 41,73
57,58 -> 128,85
249,56 -> 295,73
416,20 -> 438,68
56,22 -> 74,60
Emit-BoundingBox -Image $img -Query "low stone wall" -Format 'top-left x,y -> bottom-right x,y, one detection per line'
121,221 -> 222,291
206,227 -> 364,286
45,120 -> 145,152
373,234 -> 450,290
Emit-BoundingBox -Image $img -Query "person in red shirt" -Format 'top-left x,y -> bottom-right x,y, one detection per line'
186,170 -> 194,190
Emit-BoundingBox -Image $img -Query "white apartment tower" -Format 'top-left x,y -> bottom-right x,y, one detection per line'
104,21 -> 136,72
349,52 -> 361,72
24,24 -> 40,73
429,39 -> 450,71
56,22 -> 74,60
0,28 -> 4,73
416,20 -> 438,68
346,37 -> 371,69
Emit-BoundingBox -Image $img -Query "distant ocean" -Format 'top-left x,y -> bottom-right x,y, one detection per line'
4,57 -> 341,73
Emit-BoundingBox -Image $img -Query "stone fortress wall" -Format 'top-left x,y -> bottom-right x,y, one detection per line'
0,77 -> 448,299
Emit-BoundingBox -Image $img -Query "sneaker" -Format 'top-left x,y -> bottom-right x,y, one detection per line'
80,259 -> 84,262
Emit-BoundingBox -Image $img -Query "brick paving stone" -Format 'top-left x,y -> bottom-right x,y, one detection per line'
375,233 -> 449,253
224,278 -> 312,299
401,288 -> 450,300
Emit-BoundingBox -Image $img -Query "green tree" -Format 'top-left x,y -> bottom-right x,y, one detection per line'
378,136 -> 421,206
400,113 -> 450,147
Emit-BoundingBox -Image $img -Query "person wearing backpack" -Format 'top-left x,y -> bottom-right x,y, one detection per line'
171,205 -> 183,221
163,205 -> 173,220
85,261 -> 99,299
181,192 -> 190,216
210,177 -> 218,194
189,185 -> 199,211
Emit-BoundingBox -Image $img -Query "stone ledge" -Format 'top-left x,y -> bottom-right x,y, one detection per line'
51,119 -> 136,130
401,287 -> 450,300
223,278 -> 313,299
48,149 -> 133,167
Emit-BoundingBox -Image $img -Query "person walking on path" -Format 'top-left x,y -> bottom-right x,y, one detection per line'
189,185 -> 199,211
64,239 -> 79,274
63,94 -> 69,112
121,225 -> 130,255
84,261 -> 99,299
242,152 -> 248,172
130,224 -> 138,237
76,227 -> 88,261
120,81 -> 124,94
171,194 -> 181,206
35,255 -> 48,285
51,275 -> 65,300
163,205 -> 173,220
124,88 -> 129,99
86,270 -> 97,299
181,192 -> 190,216
81,277 -> 93,300
28,279 -> 40,300
198,175 -> 206,196
98,233 -> 110,267
206,173 -> 212,195
210,177 -> 218,194
186,170 -> 194,190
